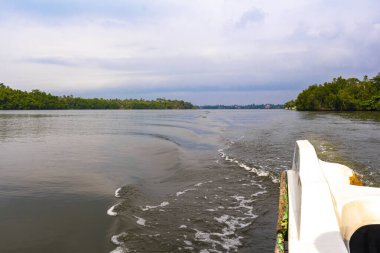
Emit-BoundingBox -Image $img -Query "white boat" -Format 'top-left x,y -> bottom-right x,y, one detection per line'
275,140 -> 380,253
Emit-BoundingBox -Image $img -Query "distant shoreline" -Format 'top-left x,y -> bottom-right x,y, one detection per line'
0,83 -> 195,110
0,83 -> 287,110
199,104 -> 283,109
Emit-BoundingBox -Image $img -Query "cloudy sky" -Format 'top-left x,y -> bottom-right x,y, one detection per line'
1,0 -> 379,105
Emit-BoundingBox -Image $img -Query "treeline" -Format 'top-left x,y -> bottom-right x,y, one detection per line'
0,84 -> 196,110
286,73 -> 380,111
200,104 -> 284,109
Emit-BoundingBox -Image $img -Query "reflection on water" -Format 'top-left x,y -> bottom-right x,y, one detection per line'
0,110 -> 379,252
338,111 -> 380,122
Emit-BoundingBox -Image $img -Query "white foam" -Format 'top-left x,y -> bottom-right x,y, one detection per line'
241,163 -> 269,177
110,232 -> 129,253
251,190 -> 267,197
107,203 -> 120,216
195,182 -> 203,187
134,216 -> 146,226
110,246 -> 127,253
184,240 -> 192,246
219,150 -> 280,184
212,214 -> 248,248
220,151 -> 252,171
114,187 -> 122,198
251,181 -> 266,189
195,229 -> 240,252
206,208 -> 217,212
220,237 -> 242,251
271,176 -> 280,184
179,225 -> 187,229
111,232 -> 128,245
214,214 -> 230,223
195,230 -> 216,243
141,201 -> 169,211
176,188 -> 196,197
195,211 -> 248,251
230,195 -> 258,219
160,201 -> 169,207
320,144 -> 327,154
225,156 -> 234,162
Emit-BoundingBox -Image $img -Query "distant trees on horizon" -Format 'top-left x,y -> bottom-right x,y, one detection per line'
0,83 -> 196,110
200,104 -> 283,109
286,73 -> 380,111
8,74 -> 380,112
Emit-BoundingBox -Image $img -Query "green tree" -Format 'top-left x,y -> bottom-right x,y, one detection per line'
293,73 -> 380,111
0,84 -> 196,110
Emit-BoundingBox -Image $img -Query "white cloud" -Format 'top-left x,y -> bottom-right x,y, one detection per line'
235,7 -> 265,28
0,0 -> 379,103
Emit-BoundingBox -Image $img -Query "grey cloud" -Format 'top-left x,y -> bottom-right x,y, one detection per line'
26,57 -> 76,67
2,1 -> 380,104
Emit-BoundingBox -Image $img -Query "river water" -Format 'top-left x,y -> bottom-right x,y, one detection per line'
0,110 -> 379,253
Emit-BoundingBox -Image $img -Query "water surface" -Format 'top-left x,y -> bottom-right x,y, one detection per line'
0,110 -> 379,252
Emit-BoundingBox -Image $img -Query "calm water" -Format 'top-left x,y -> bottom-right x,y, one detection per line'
0,110 -> 379,253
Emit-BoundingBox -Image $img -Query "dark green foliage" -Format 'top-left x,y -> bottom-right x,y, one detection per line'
289,73 -> 380,111
0,84 -> 196,110
284,100 -> 296,109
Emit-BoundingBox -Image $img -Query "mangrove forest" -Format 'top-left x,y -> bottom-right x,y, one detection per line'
0,84 -> 196,110
285,73 -> 380,111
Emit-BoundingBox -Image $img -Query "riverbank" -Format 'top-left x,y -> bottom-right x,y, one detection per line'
285,73 -> 380,111
0,83 -> 196,109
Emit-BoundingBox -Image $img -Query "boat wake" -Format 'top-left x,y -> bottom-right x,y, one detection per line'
218,149 -> 279,183
108,174 -> 267,253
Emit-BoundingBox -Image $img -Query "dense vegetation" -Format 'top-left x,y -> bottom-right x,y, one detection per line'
200,104 -> 283,109
0,84 -> 196,110
287,73 -> 380,111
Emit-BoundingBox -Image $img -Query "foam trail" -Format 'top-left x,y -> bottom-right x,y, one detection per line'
141,201 -> 169,211
134,216 -> 146,226
110,232 -> 128,253
107,203 -> 120,216
191,193 -> 259,252
251,190 -> 267,197
111,232 -> 128,245
176,189 -> 196,197
194,228 -> 242,252
115,187 -> 122,198
219,150 -> 280,183
110,246 -> 127,253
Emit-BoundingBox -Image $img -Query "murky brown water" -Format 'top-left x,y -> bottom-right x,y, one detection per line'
0,110 -> 379,252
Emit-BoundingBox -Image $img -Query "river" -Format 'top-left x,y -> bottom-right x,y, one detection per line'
0,110 -> 379,253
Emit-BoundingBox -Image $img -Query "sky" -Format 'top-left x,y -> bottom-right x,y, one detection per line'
1,0 -> 379,105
